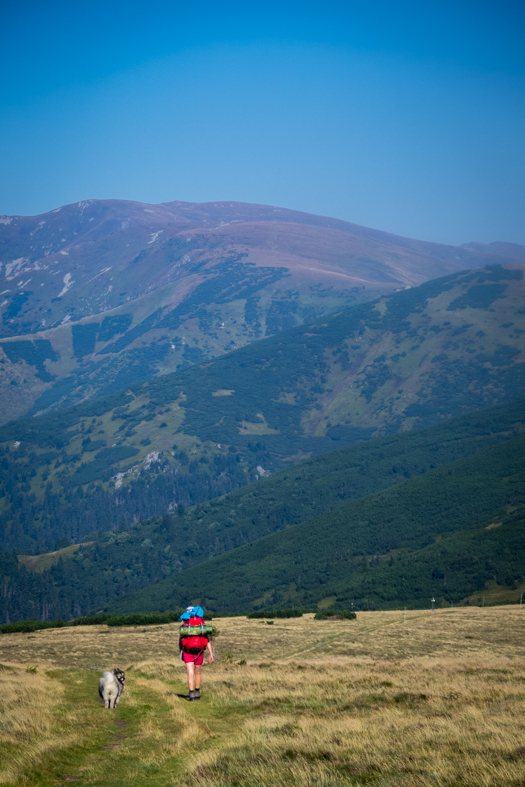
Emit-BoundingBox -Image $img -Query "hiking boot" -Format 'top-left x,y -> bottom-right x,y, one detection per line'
189,689 -> 196,701
194,688 -> 201,700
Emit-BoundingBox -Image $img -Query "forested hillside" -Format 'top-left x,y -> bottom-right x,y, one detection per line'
107,435 -> 525,614
1,399 -> 523,622
318,505 -> 525,609
0,265 -> 523,555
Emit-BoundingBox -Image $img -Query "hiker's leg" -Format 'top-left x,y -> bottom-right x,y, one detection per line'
186,661 -> 195,691
195,664 -> 202,689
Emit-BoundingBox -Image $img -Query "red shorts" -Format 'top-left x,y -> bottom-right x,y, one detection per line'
182,651 -> 204,666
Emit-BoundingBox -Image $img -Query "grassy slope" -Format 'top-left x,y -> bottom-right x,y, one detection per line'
2,398 -> 524,622
0,265 -> 524,554
17,542 -> 87,572
1,607 -> 525,787
108,434 -> 525,613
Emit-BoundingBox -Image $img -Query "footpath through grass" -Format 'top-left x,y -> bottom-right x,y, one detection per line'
1,607 -> 525,786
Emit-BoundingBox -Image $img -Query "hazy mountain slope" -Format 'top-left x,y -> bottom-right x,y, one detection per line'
1,398 -> 523,622
0,265 -> 523,554
106,435 -> 525,614
1,198 -> 522,422
461,241 -> 525,262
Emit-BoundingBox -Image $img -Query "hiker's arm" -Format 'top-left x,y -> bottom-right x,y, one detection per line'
207,640 -> 214,663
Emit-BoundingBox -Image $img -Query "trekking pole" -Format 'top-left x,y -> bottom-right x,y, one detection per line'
404,607 -> 406,625
521,592 -> 523,610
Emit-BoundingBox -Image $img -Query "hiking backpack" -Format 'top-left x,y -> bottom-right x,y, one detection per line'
180,615 -> 209,655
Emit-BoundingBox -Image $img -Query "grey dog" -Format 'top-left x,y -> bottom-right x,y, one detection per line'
98,668 -> 125,708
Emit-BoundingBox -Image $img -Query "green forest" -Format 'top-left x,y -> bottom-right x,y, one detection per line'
106,434 -> 525,614
0,398 -> 523,623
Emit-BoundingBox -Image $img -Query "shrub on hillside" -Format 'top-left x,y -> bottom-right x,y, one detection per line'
104,612 -> 180,627
0,611 -> 184,635
314,610 -> 357,621
0,619 -> 60,634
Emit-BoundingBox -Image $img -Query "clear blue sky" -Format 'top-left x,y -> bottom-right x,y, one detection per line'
1,0 -> 524,245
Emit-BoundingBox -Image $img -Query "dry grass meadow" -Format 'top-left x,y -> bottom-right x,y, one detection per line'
0,607 -> 524,786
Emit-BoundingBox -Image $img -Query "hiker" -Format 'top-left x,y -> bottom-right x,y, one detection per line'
179,606 -> 214,701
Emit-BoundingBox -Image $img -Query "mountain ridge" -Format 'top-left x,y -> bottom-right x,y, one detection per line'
1,198 -> 523,423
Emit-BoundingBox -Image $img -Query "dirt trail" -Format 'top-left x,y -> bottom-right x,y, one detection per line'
103,718 -> 128,751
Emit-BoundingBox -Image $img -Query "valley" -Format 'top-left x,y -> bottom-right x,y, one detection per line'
0,264 -> 523,560
0,201 -> 523,627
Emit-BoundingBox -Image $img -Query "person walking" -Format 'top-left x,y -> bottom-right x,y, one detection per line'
179,606 -> 214,701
